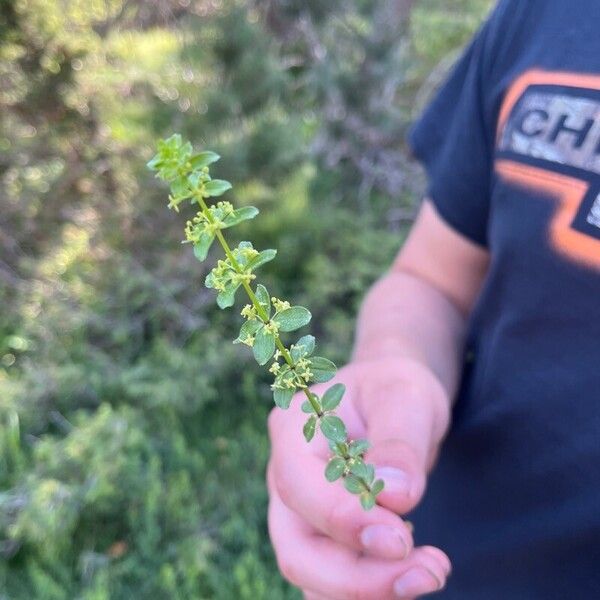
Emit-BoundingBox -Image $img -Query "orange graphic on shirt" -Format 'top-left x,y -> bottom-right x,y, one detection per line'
495,69 -> 600,270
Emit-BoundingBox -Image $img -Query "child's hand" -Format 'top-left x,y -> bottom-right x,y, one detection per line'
267,356 -> 452,599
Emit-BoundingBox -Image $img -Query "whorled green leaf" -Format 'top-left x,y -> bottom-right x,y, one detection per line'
160,132 -> 182,147
290,335 -> 315,362
233,319 -> 262,344
330,440 -> 348,457
360,492 -> 376,510
158,133 -> 188,157
273,306 -> 311,332
309,356 -> 337,383
301,400 -> 315,414
273,387 -> 295,409
149,135 -> 196,183
254,284 -> 271,318
190,151 -> 220,169
222,206 -> 259,228
171,176 -> 190,200
303,415 -> 317,442
365,463 -> 375,484
216,282 -> 241,309
371,479 -> 385,496
348,460 -> 368,480
146,154 -> 162,171
324,457 -> 346,482
192,231 -> 215,261
204,271 -> 215,288
348,439 -> 370,458
248,249 -> 277,271
253,327 -> 276,365
344,474 -> 364,495
321,383 -> 345,411
349,461 -> 375,485
204,179 -> 232,197
320,414 -> 347,443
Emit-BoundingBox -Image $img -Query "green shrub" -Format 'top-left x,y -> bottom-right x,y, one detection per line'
0,0 -> 490,596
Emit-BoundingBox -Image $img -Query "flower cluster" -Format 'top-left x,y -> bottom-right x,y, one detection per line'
147,134 -> 384,510
205,242 -> 276,309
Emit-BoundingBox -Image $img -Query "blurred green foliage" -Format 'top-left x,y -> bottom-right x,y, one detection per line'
0,0 -> 490,597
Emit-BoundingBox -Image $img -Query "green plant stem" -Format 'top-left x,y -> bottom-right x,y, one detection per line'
198,194 -> 323,417
197,193 -> 372,491
336,443 -> 350,460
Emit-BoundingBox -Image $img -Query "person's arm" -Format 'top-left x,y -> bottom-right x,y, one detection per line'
354,198 -> 489,398
267,200 -> 489,599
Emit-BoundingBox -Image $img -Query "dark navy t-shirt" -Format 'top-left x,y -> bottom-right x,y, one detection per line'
408,0 -> 600,597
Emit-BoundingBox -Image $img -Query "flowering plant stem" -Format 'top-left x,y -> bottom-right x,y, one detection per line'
201,195 -> 338,445
148,134 -> 383,509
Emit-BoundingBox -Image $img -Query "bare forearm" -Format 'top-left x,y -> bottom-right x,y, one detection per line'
353,269 -> 468,401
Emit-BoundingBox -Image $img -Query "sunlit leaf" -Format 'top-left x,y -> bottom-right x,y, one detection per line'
190,151 -> 220,169
204,179 -> 232,197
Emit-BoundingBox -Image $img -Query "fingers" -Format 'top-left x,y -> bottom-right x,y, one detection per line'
355,359 -> 450,515
269,435 -> 414,560
304,593 -> 329,600
268,475 -> 450,600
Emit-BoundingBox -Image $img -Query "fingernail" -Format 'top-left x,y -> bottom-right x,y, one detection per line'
393,567 -> 443,597
360,524 -> 409,559
375,467 -> 412,498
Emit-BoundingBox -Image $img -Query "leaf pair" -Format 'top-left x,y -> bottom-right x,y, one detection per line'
325,440 -> 383,509
301,382 -> 344,414
253,305 -> 312,366
343,462 -> 384,510
301,384 -> 347,443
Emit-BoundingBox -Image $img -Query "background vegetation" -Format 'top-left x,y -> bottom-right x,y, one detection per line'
0,1 -> 490,597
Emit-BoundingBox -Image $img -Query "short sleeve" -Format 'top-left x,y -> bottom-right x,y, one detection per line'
408,3 -> 510,247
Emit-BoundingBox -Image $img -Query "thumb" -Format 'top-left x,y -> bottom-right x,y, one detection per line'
358,360 -> 450,515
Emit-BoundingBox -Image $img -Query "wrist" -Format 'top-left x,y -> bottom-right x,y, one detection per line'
353,337 -> 448,392
353,335 -> 427,365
